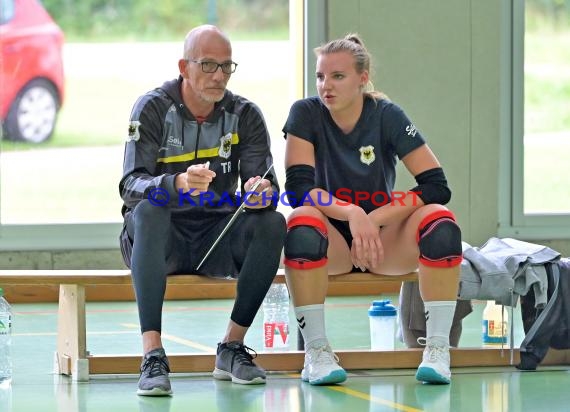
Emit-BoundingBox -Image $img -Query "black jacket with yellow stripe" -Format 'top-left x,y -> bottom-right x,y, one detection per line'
119,76 -> 278,219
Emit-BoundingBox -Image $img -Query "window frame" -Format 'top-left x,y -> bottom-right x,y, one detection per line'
0,223 -> 121,250
498,0 -> 570,240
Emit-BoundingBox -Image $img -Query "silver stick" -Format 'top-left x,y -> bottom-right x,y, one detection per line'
196,164 -> 274,271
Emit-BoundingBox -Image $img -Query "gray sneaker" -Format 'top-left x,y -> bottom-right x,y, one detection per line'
212,341 -> 266,385
137,348 -> 173,396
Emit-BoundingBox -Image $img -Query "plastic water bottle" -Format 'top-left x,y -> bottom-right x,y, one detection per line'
368,300 -> 397,350
262,284 -> 290,349
482,300 -> 508,346
0,288 -> 12,386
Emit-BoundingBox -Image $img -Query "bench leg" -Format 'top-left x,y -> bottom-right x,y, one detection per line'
55,284 -> 89,381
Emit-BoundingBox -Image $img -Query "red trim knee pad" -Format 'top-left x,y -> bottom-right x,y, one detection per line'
416,209 -> 462,268
283,216 -> 328,270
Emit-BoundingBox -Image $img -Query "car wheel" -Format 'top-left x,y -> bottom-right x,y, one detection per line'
4,78 -> 60,143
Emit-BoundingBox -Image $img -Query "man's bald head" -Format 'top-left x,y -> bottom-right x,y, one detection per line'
183,25 -> 232,60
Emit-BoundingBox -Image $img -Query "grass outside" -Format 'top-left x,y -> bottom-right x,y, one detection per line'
524,31 -> 570,133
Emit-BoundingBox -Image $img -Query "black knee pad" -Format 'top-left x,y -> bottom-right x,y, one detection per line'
284,216 -> 328,270
417,210 -> 462,268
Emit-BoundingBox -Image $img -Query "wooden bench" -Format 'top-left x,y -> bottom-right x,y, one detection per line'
1,269 -> 417,303
0,268 -> 417,380
1,269 -> 568,381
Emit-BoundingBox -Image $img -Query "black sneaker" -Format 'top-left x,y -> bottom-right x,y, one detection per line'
212,341 -> 266,384
137,348 -> 173,396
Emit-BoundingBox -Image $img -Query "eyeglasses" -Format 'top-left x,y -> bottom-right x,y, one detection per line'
189,60 -> 238,74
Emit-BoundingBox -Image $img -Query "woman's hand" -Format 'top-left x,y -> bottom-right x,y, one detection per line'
347,206 -> 384,271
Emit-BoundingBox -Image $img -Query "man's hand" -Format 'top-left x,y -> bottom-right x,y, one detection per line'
175,162 -> 216,194
243,176 -> 273,209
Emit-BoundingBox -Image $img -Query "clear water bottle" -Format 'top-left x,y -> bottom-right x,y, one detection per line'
368,300 -> 397,350
262,283 -> 290,349
0,288 -> 13,386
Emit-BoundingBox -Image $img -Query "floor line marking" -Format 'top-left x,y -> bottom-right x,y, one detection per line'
121,323 -> 215,352
328,386 -> 423,412
14,331 -> 138,337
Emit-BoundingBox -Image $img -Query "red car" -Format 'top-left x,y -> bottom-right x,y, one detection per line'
0,0 -> 65,143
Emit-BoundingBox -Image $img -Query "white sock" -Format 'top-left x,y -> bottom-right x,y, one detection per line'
294,304 -> 328,348
424,301 -> 457,346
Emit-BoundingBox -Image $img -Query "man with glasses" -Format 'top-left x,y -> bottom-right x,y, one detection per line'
119,25 -> 286,396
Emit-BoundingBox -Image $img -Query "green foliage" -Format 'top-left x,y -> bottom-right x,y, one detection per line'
40,0 -> 289,41
524,30 -> 570,134
525,74 -> 570,133
526,0 -> 570,31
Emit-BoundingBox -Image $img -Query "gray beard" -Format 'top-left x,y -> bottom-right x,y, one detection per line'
200,91 -> 224,104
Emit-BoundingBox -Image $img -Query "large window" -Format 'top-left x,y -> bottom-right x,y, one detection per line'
506,0 -> 570,237
0,0 -> 294,250
523,1 -> 570,214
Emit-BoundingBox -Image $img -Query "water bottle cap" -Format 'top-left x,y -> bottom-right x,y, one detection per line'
372,299 -> 393,307
368,300 -> 396,316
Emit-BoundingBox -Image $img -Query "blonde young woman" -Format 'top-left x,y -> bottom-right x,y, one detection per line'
282,34 -> 462,385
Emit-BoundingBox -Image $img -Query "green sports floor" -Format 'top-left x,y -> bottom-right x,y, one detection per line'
3,295 -> 570,412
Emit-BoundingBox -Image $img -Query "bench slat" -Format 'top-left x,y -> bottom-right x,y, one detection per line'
0,269 -> 417,286
0,270 -> 132,285
0,269 -> 418,303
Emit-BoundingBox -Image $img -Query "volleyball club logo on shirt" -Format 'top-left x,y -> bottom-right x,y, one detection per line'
127,120 -> 141,142
359,145 -> 376,165
218,133 -> 232,159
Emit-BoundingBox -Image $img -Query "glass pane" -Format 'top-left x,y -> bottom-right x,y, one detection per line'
524,1 -> 570,214
0,0 -> 291,225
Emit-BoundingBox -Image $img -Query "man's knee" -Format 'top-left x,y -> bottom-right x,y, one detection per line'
126,200 -> 172,247
133,199 -> 171,227
243,210 -> 286,246
257,210 -> 287,236
416,209 -> 462,268
283,215 -> 328,270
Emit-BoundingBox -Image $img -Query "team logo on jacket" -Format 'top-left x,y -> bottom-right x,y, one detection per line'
127,120 -> 141,142
359,145 -> 375,165
218,133 -> 232,159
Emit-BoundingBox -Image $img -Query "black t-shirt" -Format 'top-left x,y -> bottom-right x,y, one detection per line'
283,96 -> 426,213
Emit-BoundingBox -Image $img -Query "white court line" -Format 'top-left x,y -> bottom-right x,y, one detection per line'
121,323 -> 215,353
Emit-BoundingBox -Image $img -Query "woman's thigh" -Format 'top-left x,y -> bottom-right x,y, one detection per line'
368,204 -> 452,275
287,203 -> 453,276
325,219 -> 354,275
